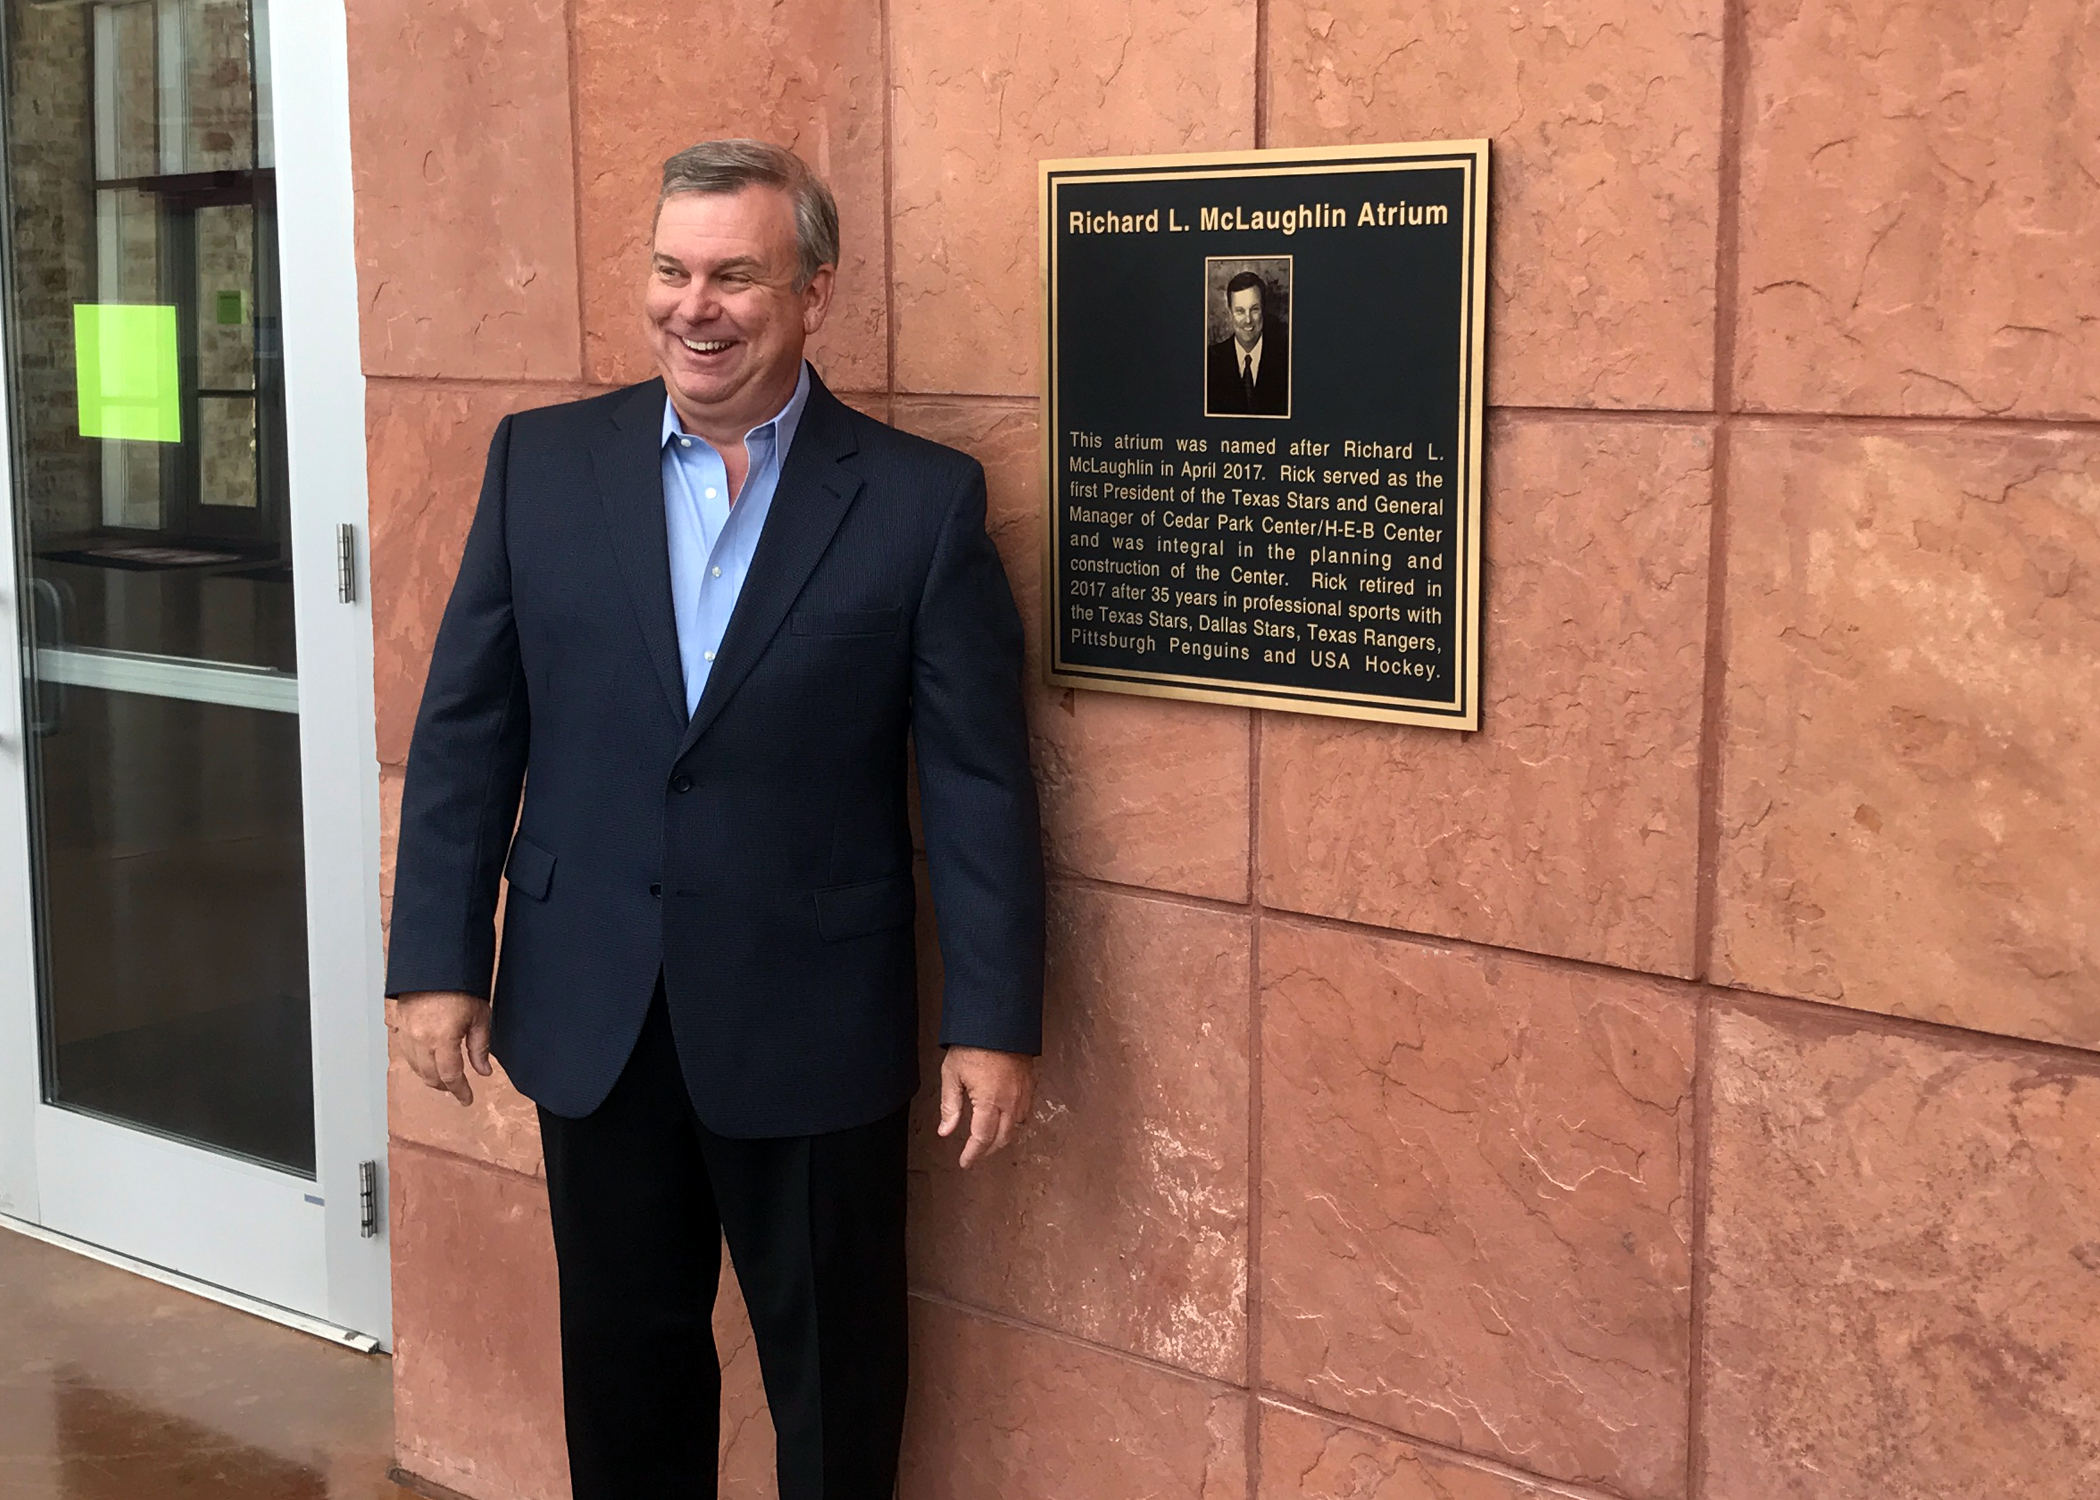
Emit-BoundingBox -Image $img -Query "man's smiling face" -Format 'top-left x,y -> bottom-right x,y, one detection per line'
1229,284 -> 1264,351
644,184 -> 832,438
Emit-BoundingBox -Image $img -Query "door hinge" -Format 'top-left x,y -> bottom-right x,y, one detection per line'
358,1160 -> 381,1238
336,524 -> 359,604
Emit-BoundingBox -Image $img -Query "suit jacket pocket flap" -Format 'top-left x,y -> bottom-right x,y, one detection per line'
814,873 -> 915,941
504,834 -> 556,901
790,607 -> 903,637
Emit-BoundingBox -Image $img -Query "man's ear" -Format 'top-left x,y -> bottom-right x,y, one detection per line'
801,264 -> 838,336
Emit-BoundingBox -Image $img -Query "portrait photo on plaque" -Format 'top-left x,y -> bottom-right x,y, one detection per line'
1203,256 -> 1291,419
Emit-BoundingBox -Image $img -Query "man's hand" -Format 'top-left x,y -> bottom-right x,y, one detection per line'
938,1047 -> 1035,1169
387,991 -> 493,1106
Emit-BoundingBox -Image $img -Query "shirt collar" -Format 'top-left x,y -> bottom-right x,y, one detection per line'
662,361 -> 814,461
1239,337 -> 1263,368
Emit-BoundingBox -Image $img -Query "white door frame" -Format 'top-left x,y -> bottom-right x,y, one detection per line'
0,320 -> 35,1233
0,0 -> 389,1347
274,0 -> 390,1348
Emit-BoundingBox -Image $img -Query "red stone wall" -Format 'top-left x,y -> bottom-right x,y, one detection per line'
347,0 -> 2100,1496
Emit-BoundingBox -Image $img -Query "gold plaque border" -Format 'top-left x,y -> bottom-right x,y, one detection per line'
1039,140 -> 1489,732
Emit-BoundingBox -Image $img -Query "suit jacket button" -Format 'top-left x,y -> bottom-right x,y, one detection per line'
649,883 -> 662,898
671,773 -> 693,793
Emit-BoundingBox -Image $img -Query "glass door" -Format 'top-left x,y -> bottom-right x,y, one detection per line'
0,0 -> 387,1340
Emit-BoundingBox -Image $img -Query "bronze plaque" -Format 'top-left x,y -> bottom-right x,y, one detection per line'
1040,141 -> 1488,729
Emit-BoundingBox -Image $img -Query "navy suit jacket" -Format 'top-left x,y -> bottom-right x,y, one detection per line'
1205,327 -> 1289,416
384,373 -> 1046,1136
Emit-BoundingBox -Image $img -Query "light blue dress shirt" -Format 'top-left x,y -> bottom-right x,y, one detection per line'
661,362 -> 812,714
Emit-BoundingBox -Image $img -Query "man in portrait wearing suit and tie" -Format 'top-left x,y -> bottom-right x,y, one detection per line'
383,140 -> 1045,1500
1205,267 -> 1290,417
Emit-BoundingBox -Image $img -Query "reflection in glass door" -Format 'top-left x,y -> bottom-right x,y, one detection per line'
7,0 -> 313,1173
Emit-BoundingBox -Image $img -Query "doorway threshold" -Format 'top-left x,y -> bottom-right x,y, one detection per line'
0,1212 -> 380,1353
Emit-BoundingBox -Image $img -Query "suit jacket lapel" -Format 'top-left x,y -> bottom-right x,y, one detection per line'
588,380 -> 688,726
677,377 -> 864,757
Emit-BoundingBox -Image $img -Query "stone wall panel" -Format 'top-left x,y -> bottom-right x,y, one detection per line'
379,762 -> 403,939
911,884 -> 1250,1379
1259,1402 -> 1573,1500
1268,0 -> 1723,409
889,0 -> 1256,395
348,0 -> 581,380
387,1049 -> 544,1182
571,0 -> 888,392
715,1249 -> 779,1499
1260,920 -> 1694,1499
1260,415 -> 1713,975
1714,424 -> 2100,1048
1704,1003 -> 2100,1498
899,1299 -> 1247,1499
1735,0 -> 2100,418
894,398 -> 1251,900
390,1146 -> 568,1500
367,380 -> 589,767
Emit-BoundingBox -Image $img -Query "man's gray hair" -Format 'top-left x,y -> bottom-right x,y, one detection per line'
658,140 -> 840,291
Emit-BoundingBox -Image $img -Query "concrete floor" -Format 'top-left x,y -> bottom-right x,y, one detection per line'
0,1225 -> 407,1499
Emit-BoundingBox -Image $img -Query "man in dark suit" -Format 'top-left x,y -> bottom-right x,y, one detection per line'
384,140 -> 1044,1500
1205,269 -> 1289,416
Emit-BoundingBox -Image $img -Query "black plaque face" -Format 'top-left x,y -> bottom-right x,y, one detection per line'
1041,142 -> 1487,729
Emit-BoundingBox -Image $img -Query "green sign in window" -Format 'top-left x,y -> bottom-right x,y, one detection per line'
74,303 -> 181,443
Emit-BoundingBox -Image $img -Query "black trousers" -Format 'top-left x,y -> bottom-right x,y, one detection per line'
537,987 -> 909,1500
